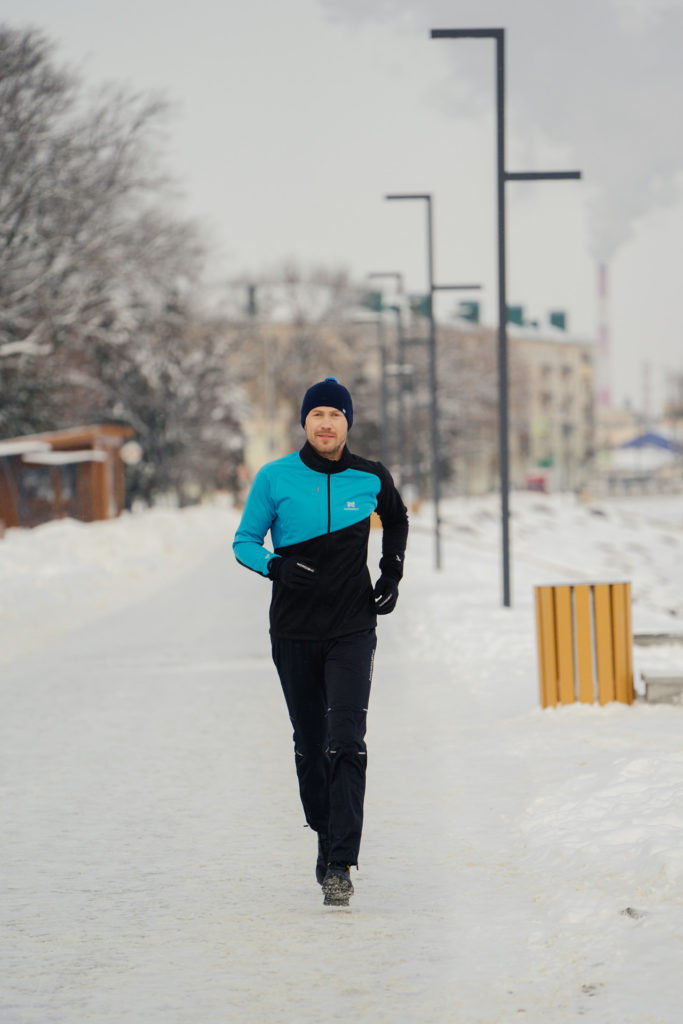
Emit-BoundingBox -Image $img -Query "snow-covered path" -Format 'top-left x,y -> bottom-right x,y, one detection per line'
2,498 -> 683,1023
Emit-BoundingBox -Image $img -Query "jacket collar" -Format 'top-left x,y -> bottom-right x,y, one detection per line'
299,440 -> 351,474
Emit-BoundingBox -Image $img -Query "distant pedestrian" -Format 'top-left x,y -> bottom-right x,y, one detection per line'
233,377 -> 409,905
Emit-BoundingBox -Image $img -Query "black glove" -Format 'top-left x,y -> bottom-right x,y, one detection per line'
269,556 -> 319,589
373,575 -> 399,615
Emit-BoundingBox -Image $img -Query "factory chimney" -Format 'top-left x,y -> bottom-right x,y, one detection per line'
597,263 -> 611,408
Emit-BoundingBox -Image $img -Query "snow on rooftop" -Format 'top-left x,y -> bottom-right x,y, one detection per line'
22,449 -> 108,465
0,439 -> 52,457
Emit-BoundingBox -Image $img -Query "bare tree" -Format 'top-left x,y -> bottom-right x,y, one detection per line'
1,30 -> 165,366
0,24 -> 245,501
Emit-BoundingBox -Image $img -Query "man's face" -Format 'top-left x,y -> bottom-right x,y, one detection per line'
304,405 -> 348,460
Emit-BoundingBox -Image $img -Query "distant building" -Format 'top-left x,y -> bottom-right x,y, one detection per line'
435,315 -> 595,494
509,322 -> 595,493
595,428 -> 683,495
231,302 -> 597,497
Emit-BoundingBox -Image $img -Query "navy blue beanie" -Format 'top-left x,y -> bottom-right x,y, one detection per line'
300,376 -> 353,429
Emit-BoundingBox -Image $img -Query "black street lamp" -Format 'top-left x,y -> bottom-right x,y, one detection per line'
361,276 -> 392,467
367,272 -> 407,482
384,193 -> 481,570
431,27 -> 581,606
376,314 -> 390,468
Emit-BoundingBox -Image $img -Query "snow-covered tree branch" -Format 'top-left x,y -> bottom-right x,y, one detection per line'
0,24 -> 245,502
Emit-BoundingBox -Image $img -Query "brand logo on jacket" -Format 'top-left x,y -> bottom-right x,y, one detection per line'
344,501 -> 358,511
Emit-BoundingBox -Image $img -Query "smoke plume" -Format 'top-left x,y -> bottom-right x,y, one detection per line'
320,0 -> 683,261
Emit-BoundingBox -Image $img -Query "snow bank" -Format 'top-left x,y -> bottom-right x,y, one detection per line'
0,501 -> 237,664
2,490 -> 682,1022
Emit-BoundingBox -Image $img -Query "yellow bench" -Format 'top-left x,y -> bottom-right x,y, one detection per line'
534,582 -> 634,708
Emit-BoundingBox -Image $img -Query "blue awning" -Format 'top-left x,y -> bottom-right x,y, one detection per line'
620,432 -> 682,453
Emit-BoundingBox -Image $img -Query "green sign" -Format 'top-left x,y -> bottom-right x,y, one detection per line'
458,300 -> 480,323
409,293 -> 431,318
361,290 -> 383,313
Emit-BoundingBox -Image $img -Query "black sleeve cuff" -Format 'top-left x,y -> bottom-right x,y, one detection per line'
379,552 -> 404,582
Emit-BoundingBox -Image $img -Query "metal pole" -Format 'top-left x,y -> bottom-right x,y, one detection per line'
378,315 -> 390,466
431,27 -> 581,607
394,304 -> 406,484
495,31 -> 511,608
383,194 -> 441,569
367,272 -> 407,482
425,196 -> 442,571
383,195 -> 482,571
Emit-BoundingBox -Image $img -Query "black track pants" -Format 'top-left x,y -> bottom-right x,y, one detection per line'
271,629 -> 376,868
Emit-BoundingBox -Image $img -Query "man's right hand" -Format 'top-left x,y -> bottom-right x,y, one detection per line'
269,557 -> 319,589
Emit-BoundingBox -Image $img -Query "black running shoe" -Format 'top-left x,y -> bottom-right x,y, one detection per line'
322,863 -> 354,906
316,834 -> 329,886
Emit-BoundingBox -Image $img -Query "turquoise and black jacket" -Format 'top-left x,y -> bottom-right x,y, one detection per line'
233,441 -> 409,640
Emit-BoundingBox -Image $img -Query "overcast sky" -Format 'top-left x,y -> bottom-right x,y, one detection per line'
5,0 -> 683,414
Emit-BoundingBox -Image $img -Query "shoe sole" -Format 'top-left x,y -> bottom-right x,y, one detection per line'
322,873 -> 353,907
323,894 -> 350,907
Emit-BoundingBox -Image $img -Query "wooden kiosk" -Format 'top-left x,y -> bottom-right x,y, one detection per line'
0,424 -> 135,530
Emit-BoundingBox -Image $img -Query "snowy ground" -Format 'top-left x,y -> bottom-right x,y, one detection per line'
1,491 -> 682,1023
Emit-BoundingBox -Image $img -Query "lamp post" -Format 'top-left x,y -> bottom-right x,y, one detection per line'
431,27 -> 581,606
376,314 -> 390,468
361,279 -> 391,467
384,193 -> 481,570
367,272 -> 407,482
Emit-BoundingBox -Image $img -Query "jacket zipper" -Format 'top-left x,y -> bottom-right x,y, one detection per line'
326,474 -> 331,533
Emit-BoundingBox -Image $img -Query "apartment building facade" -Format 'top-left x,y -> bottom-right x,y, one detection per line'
509,325 -> 595,492
235,310 -> 596,497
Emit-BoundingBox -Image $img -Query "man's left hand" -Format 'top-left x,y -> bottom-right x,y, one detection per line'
373,575 -> 399,615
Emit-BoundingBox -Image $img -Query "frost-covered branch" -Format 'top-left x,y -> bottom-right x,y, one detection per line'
0,24 -> 245,501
